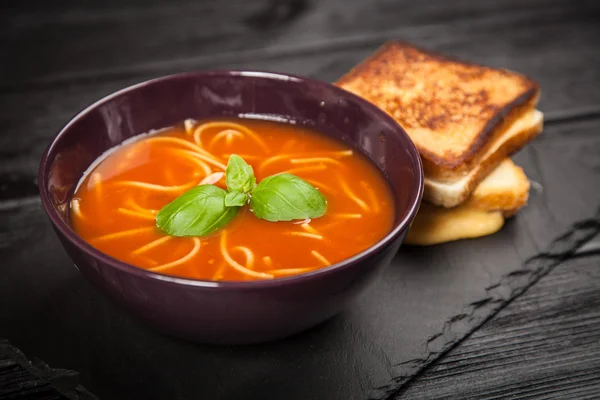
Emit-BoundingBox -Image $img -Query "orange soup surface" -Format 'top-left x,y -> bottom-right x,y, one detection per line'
71,119 -> 394,281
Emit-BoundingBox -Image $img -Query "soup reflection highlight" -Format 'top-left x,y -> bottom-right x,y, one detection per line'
71,119 -> 394,281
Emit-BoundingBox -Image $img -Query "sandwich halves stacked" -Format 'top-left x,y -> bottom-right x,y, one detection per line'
337,41 -> 543,245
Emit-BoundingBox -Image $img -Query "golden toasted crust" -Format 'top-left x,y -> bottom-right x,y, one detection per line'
465,159 -> 530,217
336,41 -> 540,176
405,203 -> 505,246
422,112 -> 542,207
420,97 -> 539,182
406,159 -> 531,245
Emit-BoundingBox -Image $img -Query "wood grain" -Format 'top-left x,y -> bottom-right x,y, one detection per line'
397,255 -> 600,399
2,1 -> 600,399
2,0 -> 598,88
1,0 -> 599,202
2,0 -> 599,112
0,339 -> 97,400
1,115 -> 599,400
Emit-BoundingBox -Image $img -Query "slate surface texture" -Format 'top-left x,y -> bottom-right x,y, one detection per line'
1,0 -> 599,399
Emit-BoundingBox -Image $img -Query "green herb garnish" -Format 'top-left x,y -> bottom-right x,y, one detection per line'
225,154 -> 256,194
156,185 -> 238,237
156,155 -> 327,237
224,191 -> 248,207
250,173 -> 326,222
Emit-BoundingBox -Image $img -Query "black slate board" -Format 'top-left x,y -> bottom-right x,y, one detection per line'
2,1 -> 600,399
0,340 -> 96,400
398,251 -> 600,399
1,117 -> 599,400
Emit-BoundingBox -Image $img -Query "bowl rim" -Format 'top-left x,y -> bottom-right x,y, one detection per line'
38,69 -> 423,290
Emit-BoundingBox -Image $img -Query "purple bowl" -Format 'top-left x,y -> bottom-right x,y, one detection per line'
38,70 -> 423,345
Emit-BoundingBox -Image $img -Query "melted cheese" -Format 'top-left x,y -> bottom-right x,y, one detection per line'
424,110 -> 543,203
406,202 -> 504,246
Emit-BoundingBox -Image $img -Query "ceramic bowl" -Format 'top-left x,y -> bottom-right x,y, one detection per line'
39,70 -> 423,344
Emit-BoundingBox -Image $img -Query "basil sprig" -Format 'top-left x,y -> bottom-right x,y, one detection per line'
156,185 -> 238,237
251,173 -> 326,222
224,190 -> 248,207
226,154 -> 256,194
156,154 -> 327,237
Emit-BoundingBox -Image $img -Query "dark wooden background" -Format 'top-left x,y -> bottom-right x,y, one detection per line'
2,0 -> 600,399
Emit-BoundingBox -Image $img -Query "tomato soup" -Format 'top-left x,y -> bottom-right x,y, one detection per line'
71,119 -> 394,281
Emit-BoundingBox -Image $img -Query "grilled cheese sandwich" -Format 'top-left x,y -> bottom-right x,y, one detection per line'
337,41 -> 543,245
406,159 -> 530,245
337,41 -> 542,207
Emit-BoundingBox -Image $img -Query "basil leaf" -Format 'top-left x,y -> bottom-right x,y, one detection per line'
226,154 -> 256,193
225,191 -> 248,207
250,173 -> 327,222
156,185 -> 238,237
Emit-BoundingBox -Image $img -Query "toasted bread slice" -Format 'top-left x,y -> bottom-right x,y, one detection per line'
337,41 -> 542,206
466,158 -> 530,217
406,159 -> 530,245
405,203 -> 505,246
423,110 -> 542,207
